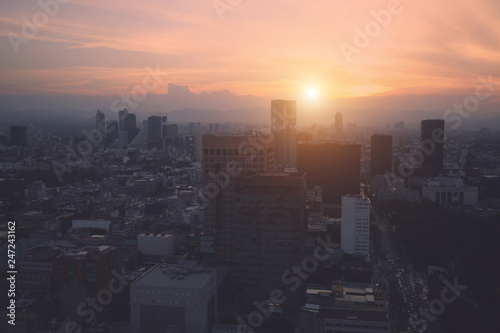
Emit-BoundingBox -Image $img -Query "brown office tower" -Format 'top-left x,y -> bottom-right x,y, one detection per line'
200,135 -> 274,265
271,100 -> 297,170
421,119 -> 445,177
335,112 -> 343,137
232,172 -> 307,315
370,134 -> 393,177
297,142 -> 361,204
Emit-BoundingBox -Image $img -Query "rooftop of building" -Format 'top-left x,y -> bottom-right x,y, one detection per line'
132,263 -> 215,289
236,171 -> 306,180
317,308 -> 389,322
138,233 -> 172,238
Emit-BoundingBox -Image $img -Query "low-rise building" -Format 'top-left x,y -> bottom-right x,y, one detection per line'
422,176 -> 478,206
137,233 -> 174,256
130,263 -> 216,333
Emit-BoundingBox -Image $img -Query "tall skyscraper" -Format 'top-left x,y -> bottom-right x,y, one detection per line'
124,112 -> 136,129
421,119 -> 445,176
147,116 -> 163,150
118,108 -> 128,131
271,100 -> 297,170
200,135 -> 274,264
106,120 -> 118,141
123,113 -> 140,144
370,134 -> 393,177
118,108 -> 129,148
297,142 -> 361,203
96,110 -> 105,133
232,171 -> 306,313
341,195 -> 370,256
10,126 -> 27,147
335,112 -> 343,137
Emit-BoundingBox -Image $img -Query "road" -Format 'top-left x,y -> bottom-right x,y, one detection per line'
371,208 -> 424,333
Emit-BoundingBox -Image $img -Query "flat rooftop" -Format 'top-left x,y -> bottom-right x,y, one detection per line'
132,264 -> 214,289
318,308 -> 389,322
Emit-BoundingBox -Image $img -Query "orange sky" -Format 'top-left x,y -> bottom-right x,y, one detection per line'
1,0 -> 500,104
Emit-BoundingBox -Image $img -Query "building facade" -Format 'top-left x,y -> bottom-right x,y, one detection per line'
370,134 -> 392,177
200,135 -> 274,264
421,119 -> 445,176
297,143 -> 361,204
271,100 -> 297,170
130,263 -> 216,333
232,172 -> 307,314
341,195 -> 370,256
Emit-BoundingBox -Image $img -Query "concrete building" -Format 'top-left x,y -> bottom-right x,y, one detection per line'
107,120 -> 119,141
200,135 -> 274,262
300,280 -> 389,333
335,112 -> 343,137
341,195 -> 370,256
96,110 -> 105,133
300,308 -> 390,333
422,176 -> 478,206
148,115 -> 163,150
54,245 -> 118,293
137,233 -> 174,256
130,263 -> 216,333
72,219 -> 111,233
421,119 -> 445,176
370,134 -> 392,177
271,100 -> 297,170
297,142 -> 361,204
378,188 -> 419,202
232,172 -> 307,314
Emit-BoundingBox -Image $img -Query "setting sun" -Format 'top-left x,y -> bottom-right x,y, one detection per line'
306,87 -> 319,100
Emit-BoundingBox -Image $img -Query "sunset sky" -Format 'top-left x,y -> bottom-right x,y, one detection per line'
1,0 -> 500,114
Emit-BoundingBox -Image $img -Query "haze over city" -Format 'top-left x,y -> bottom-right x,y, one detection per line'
1,1 -> 500,333
1,0 -> 500,127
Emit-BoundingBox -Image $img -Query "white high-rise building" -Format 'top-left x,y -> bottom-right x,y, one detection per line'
341,195 -> 370,256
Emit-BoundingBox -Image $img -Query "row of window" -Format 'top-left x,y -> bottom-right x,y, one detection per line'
326,322 -> 389,329
205,148 -> 267,156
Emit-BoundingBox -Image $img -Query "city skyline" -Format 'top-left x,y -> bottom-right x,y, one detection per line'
1,1 -> 500,120
1,1 -> 500,332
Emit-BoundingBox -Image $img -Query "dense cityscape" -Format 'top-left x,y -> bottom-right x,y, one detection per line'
2,1 -> 500,332
1,100 -> 499,332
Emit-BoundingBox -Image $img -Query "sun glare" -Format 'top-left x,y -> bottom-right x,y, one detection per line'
306,87 -> 319,100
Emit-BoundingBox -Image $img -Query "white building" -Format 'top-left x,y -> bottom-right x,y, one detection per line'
137,233 -> 173,256
422,176 -> 478,206
130,263 -> 216,333
341,195 -> 370,256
